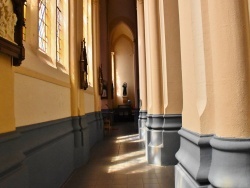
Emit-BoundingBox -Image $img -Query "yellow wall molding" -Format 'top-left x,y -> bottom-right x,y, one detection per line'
13,67 -> 70,88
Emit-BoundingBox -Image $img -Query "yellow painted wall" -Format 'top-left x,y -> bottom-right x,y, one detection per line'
0,53 -> 15,133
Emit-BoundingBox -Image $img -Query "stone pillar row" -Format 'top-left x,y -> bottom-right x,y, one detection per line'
137,0 -> 250,187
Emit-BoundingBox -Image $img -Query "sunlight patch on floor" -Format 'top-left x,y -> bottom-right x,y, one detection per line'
131,139 -> 144,143
115,134 -> 140,143
111,150 -> 145,162
107,156 -> 147,173
116,134 -> 139,140
107,133 -> 148,174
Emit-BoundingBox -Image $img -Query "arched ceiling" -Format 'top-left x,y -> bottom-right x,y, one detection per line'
110,22 -> 134,48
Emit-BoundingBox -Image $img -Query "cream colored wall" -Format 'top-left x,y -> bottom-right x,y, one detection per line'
114,36 -> 135,107
14,39 -> 71,127
0,54 -> 15,133
14,73 -> 71,127
84,92 -> 95,113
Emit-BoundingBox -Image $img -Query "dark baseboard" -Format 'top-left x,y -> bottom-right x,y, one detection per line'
0,131 -> 28,187
0,113 -> 103,188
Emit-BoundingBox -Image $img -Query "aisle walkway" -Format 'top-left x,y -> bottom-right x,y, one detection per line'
62,122 -> 175,188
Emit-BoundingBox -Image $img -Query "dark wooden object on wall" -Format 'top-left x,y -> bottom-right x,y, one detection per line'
80,39 -> 88,90
0,0 -> 26,66
99,66 -> 104,96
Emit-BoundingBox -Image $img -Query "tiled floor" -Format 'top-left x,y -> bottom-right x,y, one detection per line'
62,122 -> 175,188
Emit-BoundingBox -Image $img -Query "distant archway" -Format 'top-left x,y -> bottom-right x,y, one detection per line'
109,22 -> 136,108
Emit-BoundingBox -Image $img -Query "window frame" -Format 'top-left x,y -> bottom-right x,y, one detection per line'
56,0 -> 62,64
38,0 -> 48,53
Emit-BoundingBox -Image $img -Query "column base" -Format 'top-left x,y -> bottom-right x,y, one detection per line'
176,128 -> 213,184
208,137 -> 250,188
146,114 -> 181,166
138,110 -> 147,140
147,129 -> 180,165
175,164 -> 210,188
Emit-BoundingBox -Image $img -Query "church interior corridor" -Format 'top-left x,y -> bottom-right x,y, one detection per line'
1,0 -> 250,187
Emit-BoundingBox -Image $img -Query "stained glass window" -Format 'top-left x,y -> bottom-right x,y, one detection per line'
38,0 -> 47,52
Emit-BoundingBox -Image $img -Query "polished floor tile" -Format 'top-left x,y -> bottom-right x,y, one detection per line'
62,122 -> 175,188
